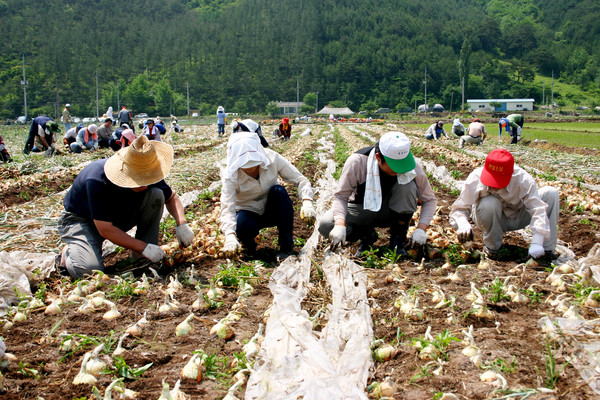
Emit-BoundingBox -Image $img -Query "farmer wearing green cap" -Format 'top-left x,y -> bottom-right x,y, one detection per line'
23,116 -> 61,155
319,131 -> 437,257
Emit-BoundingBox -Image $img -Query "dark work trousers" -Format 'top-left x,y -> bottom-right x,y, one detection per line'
235,185 -> 294,252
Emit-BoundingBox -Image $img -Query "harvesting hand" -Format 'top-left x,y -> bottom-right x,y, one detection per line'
329,225 -> 346,251
456,220 -> 473,243
409,228 -> 427,245
528,243 -> 545,259
222,233 -> 241,257
300,200 -> 316,224
142,243 -> 166,263
176,223 -> 194,247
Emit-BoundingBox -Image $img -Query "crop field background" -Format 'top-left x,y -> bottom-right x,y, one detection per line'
1,117 -> 600,400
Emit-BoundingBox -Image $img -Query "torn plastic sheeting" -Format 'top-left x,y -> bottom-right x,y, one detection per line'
245,132 -> 373,399
0,251 -> 56,316
538,316 -> 600,394
420,159 -> 462,192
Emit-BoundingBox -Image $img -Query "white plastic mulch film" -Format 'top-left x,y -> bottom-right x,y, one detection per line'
0,251 -> 56,316
245,128 -> 374,399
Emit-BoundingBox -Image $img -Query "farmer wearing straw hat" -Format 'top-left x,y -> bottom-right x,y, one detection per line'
318,131 -> 437,257
219,132 -> 316,260
449,148 -> 559,261
57,135 -> 194,278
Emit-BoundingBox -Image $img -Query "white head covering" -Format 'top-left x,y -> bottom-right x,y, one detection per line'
453,118 -> 461,126
225,132 -> 271,179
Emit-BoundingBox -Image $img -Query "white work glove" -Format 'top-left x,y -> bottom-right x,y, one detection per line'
300,200 -> 316,223
176,223 -> 194,247
50,142 -> 56,150
409,228 -> 427,245
222,233 -> 241,257
0,337 -> 5,358
329,225 -> 346,251
529,234 -> 545,258
455,219 -> 473,243
529,243 -> 545,259
142,243 -> 166,263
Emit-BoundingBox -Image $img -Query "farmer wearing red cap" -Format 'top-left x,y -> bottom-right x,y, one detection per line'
459,118 -> 487,149
319,131 -> 437,257
278,118 -> 292,141
449,149 -> 559,261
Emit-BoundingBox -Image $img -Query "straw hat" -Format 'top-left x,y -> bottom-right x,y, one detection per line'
104,135 -> 173,188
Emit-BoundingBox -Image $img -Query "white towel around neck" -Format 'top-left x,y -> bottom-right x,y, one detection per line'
363,148 -> 417,211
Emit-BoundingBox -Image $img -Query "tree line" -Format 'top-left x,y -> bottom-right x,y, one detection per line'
0,0 -> 599,120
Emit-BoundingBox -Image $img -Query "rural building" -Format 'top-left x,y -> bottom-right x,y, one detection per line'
276,101 -> 304,114
467,99 -> 535,112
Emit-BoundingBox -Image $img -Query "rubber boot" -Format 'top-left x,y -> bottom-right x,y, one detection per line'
355,229 -> 378,258
388,213 -> 412,257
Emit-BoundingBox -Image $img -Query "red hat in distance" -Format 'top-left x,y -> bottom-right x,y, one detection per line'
473,118 -> 481,122
480,149 -> 514,189
283,118 -> 289,124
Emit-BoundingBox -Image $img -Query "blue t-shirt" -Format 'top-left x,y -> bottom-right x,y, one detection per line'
64,159 -> 172,231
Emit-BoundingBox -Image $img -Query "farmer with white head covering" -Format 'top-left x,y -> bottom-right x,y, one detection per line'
231,118 -> 269,147
319,132 -> 437,257
220,132 -> 315,259
57,135 -> 194,278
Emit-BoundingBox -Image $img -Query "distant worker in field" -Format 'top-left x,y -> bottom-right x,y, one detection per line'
318,132 -> 437,257
62,103 -> 72,132
170,120 -> 183,133
63,123 -> 84,148
424,120 -> 448,140
231,118 -> 269,147
118,106 -> 134,133
57,135 -> 193,278
451,118 -> 465,137
71,124 -> 98,153
142,119 -> 162,142
109,126 -> 136,151
449,148 -> 558,262
0,133 -> 13,162
96,118 -> 114,149
23,116 -> 61,155
459,118 -> 487,149
278,117 -> 292,141
219,132 -> 316,260
498,114 -> 524,144
216,106 -> 227,137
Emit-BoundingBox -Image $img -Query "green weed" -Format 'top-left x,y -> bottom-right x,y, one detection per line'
113,355 -> 153,380
536,337 -> 569,389
488,279 -> 511,303
214,262 -> 257,287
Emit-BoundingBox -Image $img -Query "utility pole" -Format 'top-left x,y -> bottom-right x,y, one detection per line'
423,67 -> 427,111
95,70 -> 100,119
21,54 -> 29,119
117,79 -> 120,110
461,77 -> 465,113
315,91 -> 319,113
296,77 -> 300,115
186,82 -> 190,117
551,71 -> 554,109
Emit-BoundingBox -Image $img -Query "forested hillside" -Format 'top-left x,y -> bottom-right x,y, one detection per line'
0,0 -> 599,118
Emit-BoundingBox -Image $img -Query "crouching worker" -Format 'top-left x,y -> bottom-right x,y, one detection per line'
57,135 -> 194,279
449,149 -> 559,262
318,132 -> 437,257
220,132 -> 316,260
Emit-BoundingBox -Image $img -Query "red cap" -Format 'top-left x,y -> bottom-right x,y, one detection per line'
283,118 -> 289,124
480,149 -> 514,188
473,118 -> 481,122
